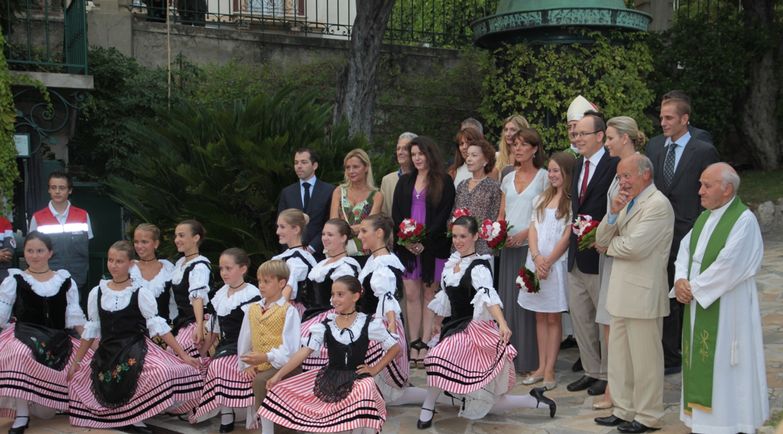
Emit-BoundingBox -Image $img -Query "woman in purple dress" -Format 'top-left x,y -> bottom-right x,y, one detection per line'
392,136 -> 455,367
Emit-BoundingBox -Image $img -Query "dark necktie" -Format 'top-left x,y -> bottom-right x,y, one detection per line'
663,143 -> 677,187
579,160 -> 590,205
302,182 -> 311,210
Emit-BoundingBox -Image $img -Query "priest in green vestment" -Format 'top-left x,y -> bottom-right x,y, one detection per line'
671,162 -> 768,434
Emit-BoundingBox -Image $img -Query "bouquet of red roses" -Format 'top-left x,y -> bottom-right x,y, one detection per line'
478,218 -> 512,253
397,218 -> 427,246
446,208 -> 471,237
572,214 -> 600,251
515,266 -> 540,294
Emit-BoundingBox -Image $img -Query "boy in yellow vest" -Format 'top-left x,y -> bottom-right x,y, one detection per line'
238,260 -> 302,416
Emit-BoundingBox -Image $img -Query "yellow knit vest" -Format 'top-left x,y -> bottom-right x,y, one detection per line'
249,302 -> 289,372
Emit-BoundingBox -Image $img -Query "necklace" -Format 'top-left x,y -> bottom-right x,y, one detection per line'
327,251 -> 346,259
460,251 -> 477,258
338,310 -> 356,316
184,252 -> 199,259
229,282 -> 245,290
27,268 -> 51,274
289,245 -> 303,250
371,247 -> 387,256
139,257 -> 157,262
112,276 -> 131,284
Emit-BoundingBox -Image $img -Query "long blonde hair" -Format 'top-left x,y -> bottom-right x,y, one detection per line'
535,152 -> 575,221
495,114 -> 530,172
342,148 -> 376,189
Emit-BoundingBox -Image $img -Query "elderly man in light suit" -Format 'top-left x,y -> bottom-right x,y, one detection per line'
593,154 -> 674,434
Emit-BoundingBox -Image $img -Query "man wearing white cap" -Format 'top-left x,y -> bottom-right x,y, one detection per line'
567,95 -> 599,153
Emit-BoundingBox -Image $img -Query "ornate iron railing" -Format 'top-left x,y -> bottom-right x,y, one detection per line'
3,0 -> 89,74
131,0 -> 497,48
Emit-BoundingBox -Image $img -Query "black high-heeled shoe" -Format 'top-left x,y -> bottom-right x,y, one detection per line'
530,387 -> 557,418
8,416 -> 28,434
219,410 -> 235,433
416,407 -> 436,429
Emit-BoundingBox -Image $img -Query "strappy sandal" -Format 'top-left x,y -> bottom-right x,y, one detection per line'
410,339 -> 429,369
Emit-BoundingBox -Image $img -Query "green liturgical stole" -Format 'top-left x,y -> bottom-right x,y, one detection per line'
682,196 -> 747,414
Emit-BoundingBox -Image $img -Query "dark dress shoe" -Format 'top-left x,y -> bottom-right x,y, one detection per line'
572,357 -> 583,372
566,375 -> 597,392
587,379 -> 607,395
560,335 -> 577,349
219,421 -> 234,433
8,416 -> 29,434
121,425 -> 153,434
618,420 -> 658,433
529,387 -> 556,418
594,415 -> 628,426
664,365 -> 682,375
417,407 -> 436,429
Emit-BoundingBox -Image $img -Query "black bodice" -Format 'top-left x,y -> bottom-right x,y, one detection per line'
313,315 -> 372,403
213,294 -> 261,357
12,274 -> 70,329
90,286 -> 148,408
440,258 -> 491,339
171,260 -> 210,332
156,281 -> 172,322
359,265 -> 403,316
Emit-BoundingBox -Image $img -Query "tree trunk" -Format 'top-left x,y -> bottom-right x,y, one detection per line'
740,0 -> 780,170
333,0 -> 396,140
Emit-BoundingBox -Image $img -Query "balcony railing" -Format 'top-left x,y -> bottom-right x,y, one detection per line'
3,0 -> 89,74
131,0 -> 497,48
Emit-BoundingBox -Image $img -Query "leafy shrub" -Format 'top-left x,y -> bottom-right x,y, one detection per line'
104,86 -> 365,267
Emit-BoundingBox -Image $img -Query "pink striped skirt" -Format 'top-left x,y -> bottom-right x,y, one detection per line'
68,338 -> 203,428
173,321 -> 202,358
375,317 -> 409,398
258,369 -> 386,432
0,326 -> 85,417
190,354 -> 254,423
424,320 -> 517,395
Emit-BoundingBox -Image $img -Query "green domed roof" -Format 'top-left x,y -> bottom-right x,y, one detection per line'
472,0 -> 651,47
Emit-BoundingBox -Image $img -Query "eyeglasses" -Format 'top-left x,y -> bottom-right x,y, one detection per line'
573,131 -> 601,138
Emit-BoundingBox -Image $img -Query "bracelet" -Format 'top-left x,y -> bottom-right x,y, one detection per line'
531,253 -> 539,260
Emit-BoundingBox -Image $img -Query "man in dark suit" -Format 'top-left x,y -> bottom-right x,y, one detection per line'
566,111 -> 619,396
277,148 -> 335,260
645,93 -> 719,374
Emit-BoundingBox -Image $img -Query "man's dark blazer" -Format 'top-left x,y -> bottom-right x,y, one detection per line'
645,130 -> 719,264
568,150 -> 619,274
278,178 -> 335,255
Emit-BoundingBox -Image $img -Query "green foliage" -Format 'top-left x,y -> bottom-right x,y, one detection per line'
479,31 -> 655,151
648,7 -> 757,158
374,47 -> 487,170
104,87 -> 365,265
68,47 -> 171,180
0,33 -> 20,214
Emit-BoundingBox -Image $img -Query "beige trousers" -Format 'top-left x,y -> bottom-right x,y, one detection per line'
609,316 -> 664,428
567,267 -> 607,380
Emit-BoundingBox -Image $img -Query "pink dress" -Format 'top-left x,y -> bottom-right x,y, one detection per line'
403,188 -> 445,281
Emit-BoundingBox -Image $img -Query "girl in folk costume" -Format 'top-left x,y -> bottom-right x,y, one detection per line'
273,209 -> 317,316
130,224 -> 176,329
356,214 -> 424,405
301,219 -> 361,371
171,219 -> 212,358
417,216 -> 556,429
518,152 -> 575,391
191,248 -> 261,432
237,260 -> 301,429
67,241 -> 202,432
258,276 -> 401,434
0,232 -> 86,434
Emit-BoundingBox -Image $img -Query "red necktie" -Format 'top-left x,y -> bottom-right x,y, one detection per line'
579,160 -> 590,205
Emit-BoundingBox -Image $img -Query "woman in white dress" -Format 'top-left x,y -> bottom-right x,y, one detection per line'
518,152 -> 575,390
497,128 -> 548,373
592,116 -> 645,409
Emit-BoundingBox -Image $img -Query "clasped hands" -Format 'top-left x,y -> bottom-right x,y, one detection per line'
533,254 -> 551,280
674,278 -> 694,304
